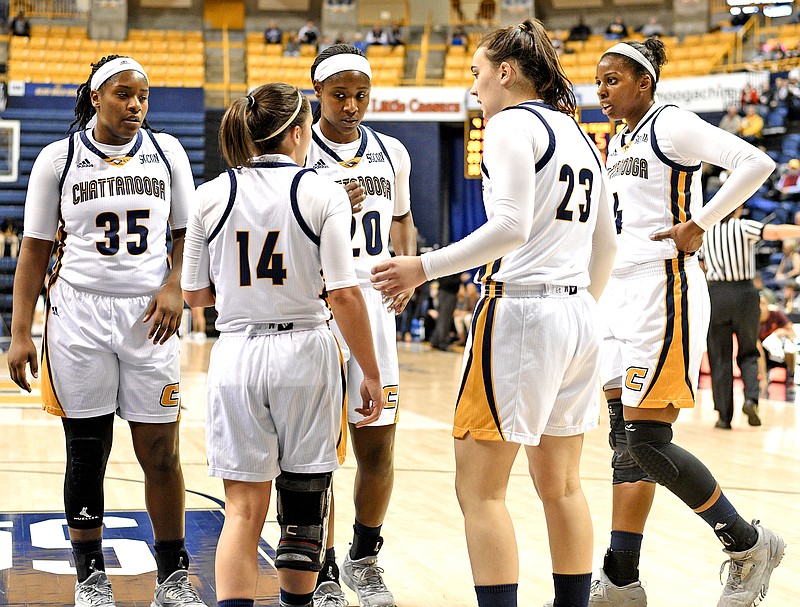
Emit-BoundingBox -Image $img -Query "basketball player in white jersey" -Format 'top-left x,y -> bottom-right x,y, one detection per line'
372,20 -> 617,607
7,56 -> 206,607
304,45 -> 417,607
181,82 -> 384,607
586,38 -> 784,607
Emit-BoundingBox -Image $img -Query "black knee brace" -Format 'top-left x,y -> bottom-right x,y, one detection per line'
625,420 -> 718,509
274,471 -> 332,572
62,414 -> 114,529
608,399 -> 654,484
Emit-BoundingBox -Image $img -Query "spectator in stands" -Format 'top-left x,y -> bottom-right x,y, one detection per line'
451,0 -> 465,21
777,158 -> 800,200
765,77 -> 794,128
9,10 -> 29,37
298,19 -> 321,45
0,218 -> 18,258
731,11 -> 752,29
719,105 -> 743,135
739,104 -> 764,143
451,25 -> 467,46
389,22 -> 405,46
758,292 -> 797,396
477,0 -> 496,21
605,16 -> 629,40
774,238 -> 800,310
365,23 -> 388,46
283,36 -> 301,57
639,16 -> 665,38
567,17 -> 592,42
264,19 -> 283,45
741,82 -> 761,110
351,31 -> 368,54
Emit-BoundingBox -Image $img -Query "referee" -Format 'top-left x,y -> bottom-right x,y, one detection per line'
703,205 -> 800,428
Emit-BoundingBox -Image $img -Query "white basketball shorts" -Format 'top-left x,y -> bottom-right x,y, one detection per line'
205,326 -> 345,483
41,279 -> 180,422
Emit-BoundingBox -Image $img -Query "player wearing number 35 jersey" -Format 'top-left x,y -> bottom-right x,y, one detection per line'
8,55 -> 205,607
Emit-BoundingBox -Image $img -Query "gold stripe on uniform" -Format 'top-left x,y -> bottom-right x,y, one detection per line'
40,305 -> 66,417
638,258 -> 695,408
453,297 -> 505,440
334,336 -> 348,465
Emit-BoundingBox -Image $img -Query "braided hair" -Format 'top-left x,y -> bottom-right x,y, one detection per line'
68,54 -> 153,133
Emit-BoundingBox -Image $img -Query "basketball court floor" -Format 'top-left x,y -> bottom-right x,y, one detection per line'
0,339 -> 796,606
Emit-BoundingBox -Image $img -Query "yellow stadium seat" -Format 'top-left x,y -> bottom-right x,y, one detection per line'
559,53 -> 577,67
28,37 -> 47,49
67,27 -> 88,39
366,45 -> 391,57
29,25 -> 49,37
128,29 -> 149,40
49,26 -> 68,39
448,45 -> 467,55
184,31 -> 203,42
299,44 -> 316,57
185,40 -> 204,54
246,31 -> 264,44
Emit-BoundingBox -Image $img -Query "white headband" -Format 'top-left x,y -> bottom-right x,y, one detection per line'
253,90 -> 305,143
313,54 -> 372,83
605,43 -> 658,82
90,57 -> 148,91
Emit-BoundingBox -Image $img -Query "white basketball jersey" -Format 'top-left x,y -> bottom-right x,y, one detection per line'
198,160 -> 341,333
305,124 -> 404,287
54,129 -> 176,294
606,103 -> 703,271
479,102 -> 607,289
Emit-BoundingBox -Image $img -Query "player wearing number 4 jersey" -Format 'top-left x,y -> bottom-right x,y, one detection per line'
7,55 -> 206,607
304,44 -> 416,607
581,38 -> 785,607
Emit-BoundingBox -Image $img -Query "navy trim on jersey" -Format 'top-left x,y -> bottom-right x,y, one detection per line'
361,125 -> 395,177
481,297 -> 503,437
144,129 -> 172,177
501,103 -> 556,172
208,169 -> 237,244
251,161 -> 298,169
650,106 -> 702,173
480,160 -> 489,179
290,168 -> 321,246
59,133 -> 76,196
618,103 -> 661,148
79,130 -> 144,162
311,125 -> 369,167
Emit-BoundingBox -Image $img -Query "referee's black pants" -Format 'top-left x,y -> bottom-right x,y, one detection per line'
707,280 -> 760,423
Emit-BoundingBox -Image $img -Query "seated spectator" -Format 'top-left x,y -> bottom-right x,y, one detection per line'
774,238 -> 800,310
605,16 -> 629,40
389,22 -> 405,46
765,77 -> 794,128
9,10 -> 30,37
317,34 -> 334,53
452,273 -> 479,347
0,219 -> 19,258
777,158 -> 800,201
298,19 -> 320,45
567,17 -> 591,42
264,20 -> 283,45
283,36 -> 301,57
739,104 -> 764,144
719,105 -> 742,135
365,23 -> 388,46
639,16 -> 664,38
352,31 -> 369,54
741,83 -> 761,109
758,293 -> 796,395
451,25 -> 467,46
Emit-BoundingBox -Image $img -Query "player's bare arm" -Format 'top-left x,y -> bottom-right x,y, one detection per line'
326,284 -> 385,426
8,237 -> 54,392
385,211 -> 418,314
344,180 -> 366,214
143,228 -> 185,345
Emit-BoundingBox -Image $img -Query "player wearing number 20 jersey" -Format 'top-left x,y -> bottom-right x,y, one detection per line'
305,121 -> 411,426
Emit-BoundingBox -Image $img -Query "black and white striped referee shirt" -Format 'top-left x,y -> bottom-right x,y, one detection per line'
702,217 -> 764,282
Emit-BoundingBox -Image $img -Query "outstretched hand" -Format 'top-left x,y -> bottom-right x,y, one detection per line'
371,256 -> 427,299
651,220 -> 705,253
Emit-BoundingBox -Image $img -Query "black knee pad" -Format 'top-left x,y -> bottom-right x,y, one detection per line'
625,420 -> 717,509
608,399 -> 654,484
62,415 -> 114,529
274,471 -> 332,572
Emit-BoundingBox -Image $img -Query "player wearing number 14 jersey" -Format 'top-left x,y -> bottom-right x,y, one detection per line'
305,44 -> 416,607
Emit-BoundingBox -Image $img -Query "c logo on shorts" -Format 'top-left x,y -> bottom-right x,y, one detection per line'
383,385 -> 399,410
625,367 -> 648,392
160,383 -> 180,408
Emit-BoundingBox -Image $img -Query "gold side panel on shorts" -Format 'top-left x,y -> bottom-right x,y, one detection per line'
638,257 -> 695,408
40,304 -> 66,417
453,297 -> 504,440
335,338 -> 348,465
